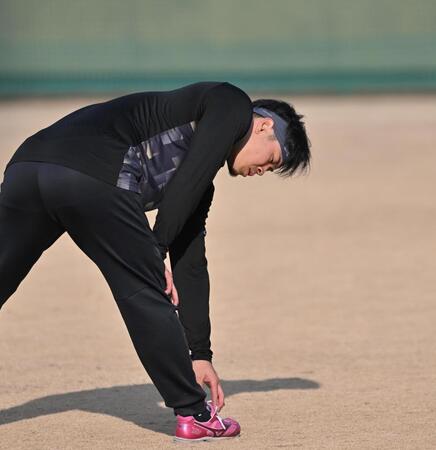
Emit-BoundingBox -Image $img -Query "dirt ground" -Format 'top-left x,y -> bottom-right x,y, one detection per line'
0,94 -> 435,449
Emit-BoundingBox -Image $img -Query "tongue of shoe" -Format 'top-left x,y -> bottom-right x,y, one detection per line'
197,401 -> 227,430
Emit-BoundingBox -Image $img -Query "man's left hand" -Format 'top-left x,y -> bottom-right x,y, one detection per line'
164,265 -> 179,306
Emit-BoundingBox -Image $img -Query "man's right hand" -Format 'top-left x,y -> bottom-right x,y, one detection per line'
192,360 -> 225,412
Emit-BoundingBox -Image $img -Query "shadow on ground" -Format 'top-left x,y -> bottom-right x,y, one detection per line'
0,377 -> 319,435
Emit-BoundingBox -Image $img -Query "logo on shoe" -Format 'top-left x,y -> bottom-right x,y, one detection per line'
194,423 -> 227,437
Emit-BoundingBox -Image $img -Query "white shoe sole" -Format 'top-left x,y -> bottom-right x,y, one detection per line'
173,433 -> 241,443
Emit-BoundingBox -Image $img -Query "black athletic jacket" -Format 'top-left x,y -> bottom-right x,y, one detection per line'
6,81 -> 254,361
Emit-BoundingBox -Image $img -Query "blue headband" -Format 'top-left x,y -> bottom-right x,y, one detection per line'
253,106 -> 290,165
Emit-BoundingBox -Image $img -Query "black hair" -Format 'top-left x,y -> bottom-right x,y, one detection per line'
252,98 -> 311,178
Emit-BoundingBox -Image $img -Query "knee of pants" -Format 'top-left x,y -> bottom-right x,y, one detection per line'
115,284 -> 178,326
100,254 -> 168,303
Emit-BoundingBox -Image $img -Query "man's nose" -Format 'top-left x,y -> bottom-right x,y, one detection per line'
257,165 -> 274,175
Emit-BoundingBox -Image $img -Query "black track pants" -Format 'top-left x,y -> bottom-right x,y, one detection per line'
0,161 -> 207,416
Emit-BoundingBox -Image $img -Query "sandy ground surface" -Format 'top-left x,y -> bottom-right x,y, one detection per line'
0,94 -> 435,449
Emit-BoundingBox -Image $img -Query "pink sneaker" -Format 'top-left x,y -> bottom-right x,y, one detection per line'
174,400 -> 241,442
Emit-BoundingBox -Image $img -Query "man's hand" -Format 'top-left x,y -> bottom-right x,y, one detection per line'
192,360 -> 225,412
164,265 -> 179,306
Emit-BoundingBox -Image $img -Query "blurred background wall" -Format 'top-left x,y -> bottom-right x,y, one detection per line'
1,0 -> 435,96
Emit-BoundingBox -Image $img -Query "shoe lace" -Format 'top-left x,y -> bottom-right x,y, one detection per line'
206,400 -> 226,430
216,414 -> 226,430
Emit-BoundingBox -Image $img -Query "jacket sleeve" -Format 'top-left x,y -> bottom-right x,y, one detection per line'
152,82 -> 252,259
169,183 -> 215,362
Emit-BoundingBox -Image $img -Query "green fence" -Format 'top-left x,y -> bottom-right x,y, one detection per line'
1,0 -> 435,95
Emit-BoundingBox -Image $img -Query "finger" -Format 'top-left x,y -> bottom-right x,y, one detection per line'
164,269 -> 172,294
172,283 -> 179,306
194,372 -> 204,387
198,377 -> 205,388
169,284 -> 176,305
209,379 -> 218,409
217,383 -> 225,411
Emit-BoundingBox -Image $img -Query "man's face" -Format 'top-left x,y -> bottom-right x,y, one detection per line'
226,115 -> 283,177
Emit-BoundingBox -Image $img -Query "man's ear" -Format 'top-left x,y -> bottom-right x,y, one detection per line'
260,117 -> 274,132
